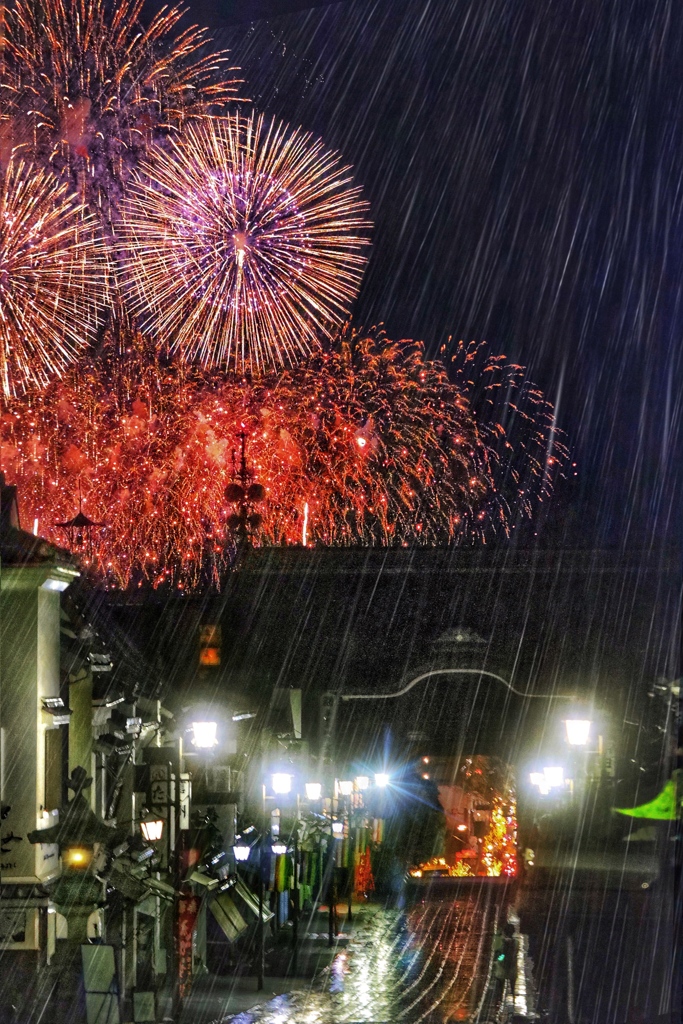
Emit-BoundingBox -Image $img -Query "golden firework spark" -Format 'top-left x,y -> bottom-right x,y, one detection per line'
0,0 -> 241,218
0,156 -> 109,397
118,113 -> 372,372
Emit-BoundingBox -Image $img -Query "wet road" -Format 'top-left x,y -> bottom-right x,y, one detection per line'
221,889 -> 500,1024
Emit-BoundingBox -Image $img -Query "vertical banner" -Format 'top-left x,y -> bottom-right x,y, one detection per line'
176,890 -> 200,999
179,774 -> 191,830
148,763 -> 170,869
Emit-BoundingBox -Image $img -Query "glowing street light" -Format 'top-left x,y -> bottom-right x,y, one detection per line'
543,767 -> 564,789
271,773 -> 292,795
355,776 -> 369,790
63,845 -> 93,869
375,772 -> 390,788
191,721 -> 218,749
564,719 -> 592,746
529,772 -> 550,795
332,821 -> 344,836
338,780 -> 353,796
305,782 -> 322,800
140,815 -> 164,843
233,845 -> 251,862
271,843 -> 288,855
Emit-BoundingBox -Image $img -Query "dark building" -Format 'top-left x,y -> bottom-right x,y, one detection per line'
97,545 -> 679,800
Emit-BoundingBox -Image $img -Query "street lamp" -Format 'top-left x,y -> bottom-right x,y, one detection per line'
375,772 -> 390,788
63,845 -> 93,870
271,773 -> 292,795
140,814 -> 164,843
564,719 -> 592,746
338,780 -> 353,796
355,776 -> 369,790
233,844 -> 251,862
191,721 -> 218,749
543,766 -> 564,789
305,782 -> 322,801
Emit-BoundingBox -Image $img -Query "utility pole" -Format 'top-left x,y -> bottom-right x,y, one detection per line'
291,792 -> 300,973
257,783 -> 266,990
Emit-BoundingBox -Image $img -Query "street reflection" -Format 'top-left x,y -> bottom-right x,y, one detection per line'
222,892 -> 495,1024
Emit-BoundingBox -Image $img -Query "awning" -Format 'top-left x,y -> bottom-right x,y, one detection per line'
209,892 -> 248,942
109,866 -> 176,904
232,878 -> 273,923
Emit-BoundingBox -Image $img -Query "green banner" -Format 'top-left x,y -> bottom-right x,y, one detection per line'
615,773 -> 681,820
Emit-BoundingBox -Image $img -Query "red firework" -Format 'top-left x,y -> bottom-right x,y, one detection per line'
0,321 -> 566,589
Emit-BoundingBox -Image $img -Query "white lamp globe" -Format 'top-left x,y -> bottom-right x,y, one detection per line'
565,719 -> 592,746
271,773 -> 292,795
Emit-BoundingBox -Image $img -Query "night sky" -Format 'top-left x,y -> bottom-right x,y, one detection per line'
175,0 -> 681,549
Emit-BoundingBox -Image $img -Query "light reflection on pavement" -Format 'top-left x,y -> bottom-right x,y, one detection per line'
221,891 -> 496,1024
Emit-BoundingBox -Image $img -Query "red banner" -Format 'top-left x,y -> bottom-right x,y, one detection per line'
177,890 -> 200,998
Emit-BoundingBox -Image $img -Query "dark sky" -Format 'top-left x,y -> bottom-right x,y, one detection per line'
180,0 -> 681,547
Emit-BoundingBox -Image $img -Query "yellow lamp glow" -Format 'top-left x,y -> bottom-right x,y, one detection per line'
64,845 -> 93,869
140,816 -> 164,842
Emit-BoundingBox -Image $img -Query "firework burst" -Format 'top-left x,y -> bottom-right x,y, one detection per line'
449,339 -> 567,519
0,324 -> 565,589
0,156 -> 109,398
0,0 -> 241,220
118,113 -> 372,372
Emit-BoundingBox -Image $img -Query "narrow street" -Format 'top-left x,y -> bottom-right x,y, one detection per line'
218,887 -> 504,1024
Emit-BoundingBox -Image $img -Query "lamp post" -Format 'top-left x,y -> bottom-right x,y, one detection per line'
328,791 -> 337,947
257,782 -> 266,991
337,781 -> 353,921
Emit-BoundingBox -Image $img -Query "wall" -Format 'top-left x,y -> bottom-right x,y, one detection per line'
0,567 -> 63,882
